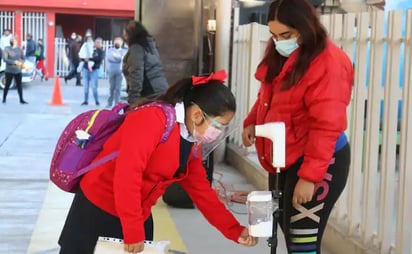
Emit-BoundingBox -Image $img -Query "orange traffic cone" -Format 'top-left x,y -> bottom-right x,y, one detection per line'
49,76 -> 64,105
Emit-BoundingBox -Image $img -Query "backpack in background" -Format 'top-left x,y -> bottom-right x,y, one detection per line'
162,153 -> 214,209
50,102 -> 176,193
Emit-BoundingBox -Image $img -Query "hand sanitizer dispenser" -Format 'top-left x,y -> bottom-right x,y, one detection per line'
255,122 -> 285,169
247,191 -> 278,237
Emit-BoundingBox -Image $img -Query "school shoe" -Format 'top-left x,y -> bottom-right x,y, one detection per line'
20,100 -> 28,104
81,101 -> 88,106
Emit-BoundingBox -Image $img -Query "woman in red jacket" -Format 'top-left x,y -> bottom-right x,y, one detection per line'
58,70 -> 257,254
242,1 -> 353,253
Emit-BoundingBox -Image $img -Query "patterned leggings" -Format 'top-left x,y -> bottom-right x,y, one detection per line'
269,144 -> 350,254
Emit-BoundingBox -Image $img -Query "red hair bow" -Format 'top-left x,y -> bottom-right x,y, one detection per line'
192,69 -> 227,86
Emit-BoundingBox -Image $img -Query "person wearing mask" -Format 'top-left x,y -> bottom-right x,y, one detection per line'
105,37 -> 127,107
79,37 -> 105,106
241,0 -> 353,253
66,32 -> 77,60
34,38 -> 48,81
64,35 -> 82,86
24,33 -> 36,65
58,70 -> 258,254
2,35 -> 28,104
122,20 -> 168,104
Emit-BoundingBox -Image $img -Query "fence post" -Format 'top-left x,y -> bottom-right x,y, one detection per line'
395,9 -> 412,254
247,22 -> 261,112
229,8 -> 241,146
347,12 -> 369,238
361,10 -> 385,249
378,10 -> 403,253
329,13 -> 356,224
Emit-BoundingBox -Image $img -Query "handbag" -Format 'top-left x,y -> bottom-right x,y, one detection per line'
94,237 -> 170,254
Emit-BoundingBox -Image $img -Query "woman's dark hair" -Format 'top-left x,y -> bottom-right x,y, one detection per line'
261,0 -> 328,89
124,20 -> 152,52
155,78 -> 236,116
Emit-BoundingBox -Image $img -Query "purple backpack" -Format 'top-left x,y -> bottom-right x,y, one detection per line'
50,102 -> 176,193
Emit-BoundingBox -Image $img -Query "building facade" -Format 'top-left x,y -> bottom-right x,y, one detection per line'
0,0 -> 134,76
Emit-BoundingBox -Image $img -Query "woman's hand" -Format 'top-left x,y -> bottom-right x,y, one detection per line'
292,178 -> 315,207
242,125 -> 256,147
124,241 -> 144,253
238,227 -> 258,247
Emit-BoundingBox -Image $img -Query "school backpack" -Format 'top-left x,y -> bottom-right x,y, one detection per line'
49,102 -> 176,193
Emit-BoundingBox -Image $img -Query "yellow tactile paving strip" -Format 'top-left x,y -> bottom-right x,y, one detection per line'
152,200 -> 187,253
26,183 -> 187,254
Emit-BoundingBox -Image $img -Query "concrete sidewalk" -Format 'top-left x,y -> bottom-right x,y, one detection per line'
0,79 -> 289,254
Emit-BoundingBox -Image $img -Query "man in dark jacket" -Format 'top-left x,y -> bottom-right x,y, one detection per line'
25,33 -> 36,65
64,35 -> 82,86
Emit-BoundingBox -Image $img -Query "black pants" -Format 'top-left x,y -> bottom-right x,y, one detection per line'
59,189 -> 154,254
65,62 -> 81,85
2,72 -> 24,103
269,144 -> 350,254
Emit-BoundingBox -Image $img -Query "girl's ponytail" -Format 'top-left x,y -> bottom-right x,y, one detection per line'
157,78 -> 193,106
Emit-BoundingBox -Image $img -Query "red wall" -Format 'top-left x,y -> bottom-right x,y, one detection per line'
0,0 -> 134,16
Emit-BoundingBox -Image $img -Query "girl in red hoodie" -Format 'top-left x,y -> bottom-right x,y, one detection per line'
58,70 -> 257,254
242,1 -> 353,253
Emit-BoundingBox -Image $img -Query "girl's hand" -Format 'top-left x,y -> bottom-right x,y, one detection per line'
238,227 -> 258,247
124,241 -> 144,253
242,125 -> 256,147
292,178 -> 315,207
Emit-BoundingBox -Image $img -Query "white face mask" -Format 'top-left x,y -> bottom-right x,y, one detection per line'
273,37 -> 299,57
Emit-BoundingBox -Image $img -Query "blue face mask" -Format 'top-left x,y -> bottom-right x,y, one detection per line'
273,37 -> 299,57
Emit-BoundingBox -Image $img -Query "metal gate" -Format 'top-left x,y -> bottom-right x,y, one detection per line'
0,11 -> 15,45
22,12 -> 47,55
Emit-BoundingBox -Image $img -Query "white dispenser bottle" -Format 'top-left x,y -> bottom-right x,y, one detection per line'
247,191 -> 277,237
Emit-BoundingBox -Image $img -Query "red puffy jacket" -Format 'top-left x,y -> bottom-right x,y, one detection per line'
81,107 -> 244,244
244,40 -> 354,182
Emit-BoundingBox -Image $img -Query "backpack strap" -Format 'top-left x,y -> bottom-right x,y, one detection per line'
76,151 -> 119,177
137,102 -> 176,143
112,102 -> 175,142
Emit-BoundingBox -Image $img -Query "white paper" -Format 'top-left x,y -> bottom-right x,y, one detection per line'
94,237 -> 170,254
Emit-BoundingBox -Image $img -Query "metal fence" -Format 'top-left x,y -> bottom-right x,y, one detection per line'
0,11 -> 14,36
